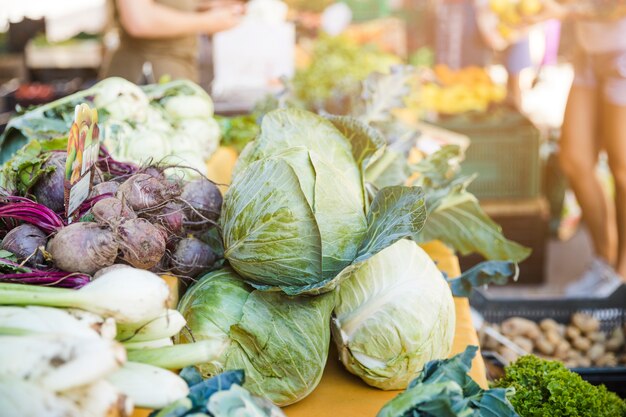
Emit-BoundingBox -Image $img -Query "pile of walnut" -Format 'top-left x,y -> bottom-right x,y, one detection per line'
480,313 -> 626,368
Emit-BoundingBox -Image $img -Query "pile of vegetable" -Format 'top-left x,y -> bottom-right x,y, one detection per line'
0,268 -> 187,415
419,65 -> 507,115
0,139 -> 223,286
0,267 -> 281,417
0,67 -> 535,415
480,314 -> 626,368
286,35 -> 400,112
172,106 -> 524,407
1,78 -> 220,179
495,355 -> 626,417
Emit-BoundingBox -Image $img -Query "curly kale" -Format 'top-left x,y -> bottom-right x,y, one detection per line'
494,355 -> 626,417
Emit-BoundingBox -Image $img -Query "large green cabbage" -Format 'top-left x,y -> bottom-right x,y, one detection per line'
177,268 -> 335,406
221,108 -> 427,295
331,239 -> 456,390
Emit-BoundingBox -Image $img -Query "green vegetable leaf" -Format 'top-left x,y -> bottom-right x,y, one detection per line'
377,381 -> 467,417
365,149 -> 411,189
221,158 -> 323,291
356,186 -> 426,262
417,179 -> 530,263
411,345 -> 480,396
447,261 -> 519,298
412,145 -> 462,189
378,346 -> 520,417
0,250 -> 17,262
495,355 -> 626,417
0,256 -> 30,274
179,367 -> 204,387
226,287 -> 335,406
356,66 -> 414,125
324,115 -> 385,168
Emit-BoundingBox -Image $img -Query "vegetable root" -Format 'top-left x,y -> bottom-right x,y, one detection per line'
47,222 -> 118,275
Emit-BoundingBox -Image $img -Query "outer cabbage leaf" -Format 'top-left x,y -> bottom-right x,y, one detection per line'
447,261 -> 518,298
221,158 -> 322,290
234,108 -> 356,176
417,180 -> 531,263
332,239 -> 455,390
377,346 -> 519,417
310,152 -> 368,279
323,115 -> 385,168
355,186 -> 427,263
177,269 -> 334,407
208,384 -> 286,417
364,149 -> 411,189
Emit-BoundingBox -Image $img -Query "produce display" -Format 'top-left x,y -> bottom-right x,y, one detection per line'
495,355 -> 626,416
420,66 -> 507,115
287,35 -> 400,111
480,313 -> 626,368
1,78 -> 220,179
487,0 -> 544,39
2,44 -> 623,415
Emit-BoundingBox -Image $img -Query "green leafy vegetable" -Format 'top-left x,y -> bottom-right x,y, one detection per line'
177,269 -> 335,406
332,239 -> 455,389
222,108 -> 426,295
215,115 -> 260,153
0,138 -> 67,195
354,66 -> 415,125
377,346 -> 519,417
409,146 -> 531,263
290,35 -> 400,111
355,186 -> 426,262
150,369 -> 284,417
447,261 -> 518,297
494,355 -> 626,417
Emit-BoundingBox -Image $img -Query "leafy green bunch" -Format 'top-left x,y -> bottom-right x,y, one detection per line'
291,35 -> 400,111
494,355 -> 626,417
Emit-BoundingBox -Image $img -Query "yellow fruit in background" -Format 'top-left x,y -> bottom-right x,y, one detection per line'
501,4 -> 521,25
497,22 -> 514,39
489,0 -> 509,15
491,85 -> 508,102
519,0 -> 542,16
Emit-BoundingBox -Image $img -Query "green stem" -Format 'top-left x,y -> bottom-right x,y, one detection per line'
0,283 -> 76,307
365,150 -> 401,184
127,341 -> 222,370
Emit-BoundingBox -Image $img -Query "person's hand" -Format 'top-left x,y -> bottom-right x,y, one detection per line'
199,2 -> 245,34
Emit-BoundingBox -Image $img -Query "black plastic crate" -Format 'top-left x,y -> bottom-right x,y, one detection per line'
470,285 -> 626,396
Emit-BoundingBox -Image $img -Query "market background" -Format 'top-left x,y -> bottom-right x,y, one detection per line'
1,0 -> 625,415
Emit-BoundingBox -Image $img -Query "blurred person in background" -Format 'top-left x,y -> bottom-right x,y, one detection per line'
434,0 -> 533,110
100,0 -> 244,83
561,14 -> 626,296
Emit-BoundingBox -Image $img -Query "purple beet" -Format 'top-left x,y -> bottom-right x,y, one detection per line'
92,197 -> 136,226
116,218 -> 166,270
180,177 -> 222,226
89,181 -> 120,199
117,174 -> 179,211
170,237 -> 216,278
31,153 -> 66,213
1,224 -> 47,266
47,222 -> 118,275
